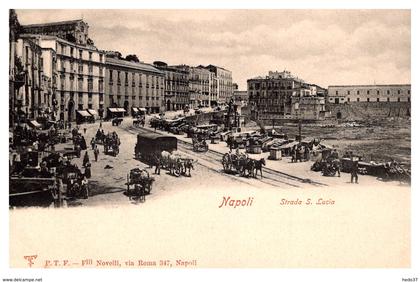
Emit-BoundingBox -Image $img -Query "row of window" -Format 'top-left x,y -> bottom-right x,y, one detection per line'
334,89 -> 411,95
58,43 -> 104,63
333,97 -> 410,102
109,95 -> 160,101
109,70 -> 163,84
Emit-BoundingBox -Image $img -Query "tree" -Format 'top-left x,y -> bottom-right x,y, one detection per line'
125,54 -> 140,62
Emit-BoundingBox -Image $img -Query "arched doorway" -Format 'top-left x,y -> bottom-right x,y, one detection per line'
68,100 -> 74,122
166,100 -> 171,111
124,100 -> 129,116
336,112 -> 342,119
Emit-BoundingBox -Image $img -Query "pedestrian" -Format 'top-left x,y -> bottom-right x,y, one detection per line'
99,121 -> 102,128
83,127 -> 87,134
94,147 -> 99,162
91,138 -> 96,150
351,158 -> 359,184
81,136 -> 87,150
331,149 -> 339,159
81,176 -> 89,199
84,162 -> 91,179
154,154 -> 161,175
83,151 -> 90,167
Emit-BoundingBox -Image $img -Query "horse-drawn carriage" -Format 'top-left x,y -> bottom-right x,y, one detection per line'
135,133 -> 177,164
61,164 -> 88,199
221,152 -> 265,178
133,117 -> 145,128
112,117 -> 123,126
192,136 -> 208,152
126,168 -> 154,202
311,148 -> 341,176
104,133 -> 120,156
159,151 -> 195,177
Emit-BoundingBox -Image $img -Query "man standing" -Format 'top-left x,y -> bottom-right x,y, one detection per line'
91,138 -> 96,150
94,146 -> 99,162
81,176 -> 89,199
351,158 -> 359,184
154,154 -> 161,175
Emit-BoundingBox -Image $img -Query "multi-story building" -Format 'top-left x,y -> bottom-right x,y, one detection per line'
153,61 -> 189,111
205,65 -> 233,105
233,83 -> 249,106
20,34 -> 107,122
14,37 -> 45,120
248,70 -> 327,121
105,56 -> 165,116
22,19 -> 92,46
187,66 -> 214,108
327,84 -> 411,104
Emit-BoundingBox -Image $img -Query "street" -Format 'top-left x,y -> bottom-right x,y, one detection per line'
9,116 -> 410,267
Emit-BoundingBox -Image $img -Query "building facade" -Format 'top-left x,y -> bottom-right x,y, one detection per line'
22,19 -> 92,46
327,84 -> 411,104
153,62 -> 189,111
233,83 -> 248,106
14,37 -> 45,120
248,70 -> 327,121
20,34 -> 107,122
105,56 -> 165,116
187,66 -> 214,108
205,65 -> 233,105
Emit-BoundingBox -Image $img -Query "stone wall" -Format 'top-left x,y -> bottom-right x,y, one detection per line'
327,102 -> 410,121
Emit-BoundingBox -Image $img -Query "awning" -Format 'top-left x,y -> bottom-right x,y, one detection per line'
138,108 -> 147,112
28,120 -> 41,128
108,108 -> 126,113
87,109 -> 98,116
132,107 -> 139,112
76,110 -> 92,117
279,141 -> 299,149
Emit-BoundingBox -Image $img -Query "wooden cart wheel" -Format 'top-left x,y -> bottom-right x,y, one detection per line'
126,174 -> 130,193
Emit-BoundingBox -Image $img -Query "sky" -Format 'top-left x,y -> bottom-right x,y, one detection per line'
15,9 -> 411,90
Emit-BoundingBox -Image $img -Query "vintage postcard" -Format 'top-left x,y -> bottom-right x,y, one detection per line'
6,8 -> 412,275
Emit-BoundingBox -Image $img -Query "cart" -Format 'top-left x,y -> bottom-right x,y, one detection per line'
126,168 -> 154,202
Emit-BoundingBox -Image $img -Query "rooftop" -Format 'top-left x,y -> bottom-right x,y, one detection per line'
22,19 -> 86,28
106,57 -> 164,74
19,33 -> 100,51
328,84 -> 411,88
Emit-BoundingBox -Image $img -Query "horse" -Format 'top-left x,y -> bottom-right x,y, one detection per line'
160,151 -> 171,169
253,158 -> 266,178
242,158 -> 255,178
222,152 -> 237,172
182,158 -> 195,177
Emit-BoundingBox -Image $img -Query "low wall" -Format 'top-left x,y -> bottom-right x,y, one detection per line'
327,102 -> 411,120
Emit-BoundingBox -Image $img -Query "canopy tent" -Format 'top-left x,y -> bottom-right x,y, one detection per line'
132,107 -> 140,113
138,108 -> 147,112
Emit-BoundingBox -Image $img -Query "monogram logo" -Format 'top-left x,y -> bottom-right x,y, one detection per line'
24,255 -> 37,267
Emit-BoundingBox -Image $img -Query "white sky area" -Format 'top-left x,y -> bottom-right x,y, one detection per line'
16,9 -> 411,90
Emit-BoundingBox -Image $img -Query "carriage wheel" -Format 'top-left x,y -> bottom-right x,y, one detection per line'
126,174 -> 130,193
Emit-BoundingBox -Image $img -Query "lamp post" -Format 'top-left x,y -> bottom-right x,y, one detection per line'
294,102 -> 302,143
